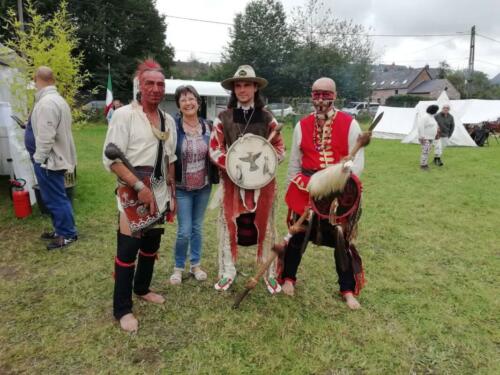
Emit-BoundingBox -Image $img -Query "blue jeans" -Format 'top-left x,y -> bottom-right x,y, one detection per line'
34,163 -> 77,238
174,185 -> 211,269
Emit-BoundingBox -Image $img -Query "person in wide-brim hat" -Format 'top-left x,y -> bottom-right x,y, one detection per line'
221,65 -> 268,90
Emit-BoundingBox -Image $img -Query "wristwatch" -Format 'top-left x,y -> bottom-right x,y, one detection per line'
133,180 -> 146,192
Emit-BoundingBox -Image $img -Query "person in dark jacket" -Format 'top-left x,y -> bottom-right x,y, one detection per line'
170,85 -> 217,285
434,104 -> 455,166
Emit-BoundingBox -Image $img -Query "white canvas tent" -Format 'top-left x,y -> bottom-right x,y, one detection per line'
372,106 -> 416,139
402,91 -> 500,146
371,91 -> 500,147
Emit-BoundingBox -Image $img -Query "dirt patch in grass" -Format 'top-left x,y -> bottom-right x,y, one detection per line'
0,265 -> 20,281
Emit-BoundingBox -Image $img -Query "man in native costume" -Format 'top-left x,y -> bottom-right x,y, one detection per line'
103,59 -> 177,332
280,77 -> 365,309
209,65 -> 285,293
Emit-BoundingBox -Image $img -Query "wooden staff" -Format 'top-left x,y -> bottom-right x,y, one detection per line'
232,208 -> 310,309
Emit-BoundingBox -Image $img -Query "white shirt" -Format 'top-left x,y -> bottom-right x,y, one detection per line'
103,101 -> 177,171
417,113 -> 438,140
287,115 -> 364,184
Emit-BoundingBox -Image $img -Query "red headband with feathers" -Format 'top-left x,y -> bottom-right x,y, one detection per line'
135,59 -> 164,81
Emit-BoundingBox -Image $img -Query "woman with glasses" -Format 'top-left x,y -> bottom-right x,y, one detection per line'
169,85 -> 218,284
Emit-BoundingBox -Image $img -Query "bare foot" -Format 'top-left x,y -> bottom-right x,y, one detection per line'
138,292 -> 165,304
343,293 -> 361,310
119,313 -> 138,333
282,280 -> 295,296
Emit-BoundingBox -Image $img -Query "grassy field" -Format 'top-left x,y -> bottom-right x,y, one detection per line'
0,123 -> 499,374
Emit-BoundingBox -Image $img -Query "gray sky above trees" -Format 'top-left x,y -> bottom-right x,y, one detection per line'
158,0 -> 500,77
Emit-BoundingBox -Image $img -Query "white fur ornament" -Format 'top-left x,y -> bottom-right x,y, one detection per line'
307,162 -> 351,199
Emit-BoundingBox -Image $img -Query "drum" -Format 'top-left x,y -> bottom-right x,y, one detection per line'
226,133 -> 278,190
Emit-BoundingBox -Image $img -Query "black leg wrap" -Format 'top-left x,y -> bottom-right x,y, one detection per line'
134,228 -> 163,296
113,232 -> 141,320
281,231 -> 306,282
333,226 -> 349,272
335,243 -> 356,293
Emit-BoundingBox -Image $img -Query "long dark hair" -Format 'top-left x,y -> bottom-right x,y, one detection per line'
227,90 -> 265,109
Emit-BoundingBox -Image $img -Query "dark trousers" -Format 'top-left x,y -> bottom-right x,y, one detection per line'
281,224 -> 356,293
33,163 -> 77,238
113,229 -> 162,320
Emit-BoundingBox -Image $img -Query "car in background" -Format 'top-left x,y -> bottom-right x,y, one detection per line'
295,102 -> 315,115
82,100 -> 106,112
266,103 -> 295,117
342,102 -> 379,117
367,103 -> 380,116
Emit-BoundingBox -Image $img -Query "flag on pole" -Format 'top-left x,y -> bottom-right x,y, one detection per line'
104,64 -> 113,117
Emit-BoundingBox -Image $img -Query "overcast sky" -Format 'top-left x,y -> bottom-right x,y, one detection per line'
157,0 -> 500,78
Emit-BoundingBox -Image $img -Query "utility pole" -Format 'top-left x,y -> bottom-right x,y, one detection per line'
466,25 -> 475,98
17,0 -> 24,31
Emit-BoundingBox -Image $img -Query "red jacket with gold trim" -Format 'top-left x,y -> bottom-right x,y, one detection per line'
285,111 -> 352,216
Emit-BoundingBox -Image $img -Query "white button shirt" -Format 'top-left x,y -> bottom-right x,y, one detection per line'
103,101 -> 177,171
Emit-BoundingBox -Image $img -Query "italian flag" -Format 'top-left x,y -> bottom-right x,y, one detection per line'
104,67 -> 113,116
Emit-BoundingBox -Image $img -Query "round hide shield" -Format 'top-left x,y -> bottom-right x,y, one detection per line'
226,134 -> 278,190
310,174 -> 362,223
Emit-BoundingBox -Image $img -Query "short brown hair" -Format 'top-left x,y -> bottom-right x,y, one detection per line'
174,85 -> 201,108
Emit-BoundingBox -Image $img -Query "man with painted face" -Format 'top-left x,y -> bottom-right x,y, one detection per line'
209,65 -> 285,293
103,59 -> 177,332
280,77 -> 365,309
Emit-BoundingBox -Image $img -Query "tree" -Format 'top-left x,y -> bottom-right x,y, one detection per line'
1,0 -> 175,101
2,0 -> 87,115
447,70 -> 500,99
437,60 -> 452,79
219,0 -> 295,98
287,0 -> 373,99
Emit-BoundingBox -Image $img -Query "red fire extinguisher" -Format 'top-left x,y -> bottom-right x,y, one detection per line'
10,178 -> 32,219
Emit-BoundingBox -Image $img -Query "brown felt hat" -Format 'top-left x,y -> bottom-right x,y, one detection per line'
221,65 -> 268,90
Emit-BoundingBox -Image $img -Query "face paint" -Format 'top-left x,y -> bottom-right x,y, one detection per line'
312,90 -> 335,114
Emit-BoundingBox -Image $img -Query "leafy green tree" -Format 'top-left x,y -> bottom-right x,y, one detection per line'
447,70 -> 500,99
437,60 -> 452,79
287,0 -> 373,100
2,0 -> 87,115
219,0 -> 296,98
1,0 -> 174,101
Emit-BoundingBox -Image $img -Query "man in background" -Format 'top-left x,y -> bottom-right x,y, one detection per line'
434,104 -> 455,166
31,66 -> 78,250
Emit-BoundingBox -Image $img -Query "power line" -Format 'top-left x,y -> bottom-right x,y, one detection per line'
406,36 -> 467,55
165,14 -> 232,26
477,33 -> 500,44
475,59 -> 500,68
166,14 -> 469,37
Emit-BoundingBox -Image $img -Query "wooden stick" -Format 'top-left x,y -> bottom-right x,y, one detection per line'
232,251 -> 279,309
232,208 -> 311,309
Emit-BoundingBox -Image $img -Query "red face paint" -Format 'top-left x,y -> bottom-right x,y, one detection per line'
312,91 -> 335,101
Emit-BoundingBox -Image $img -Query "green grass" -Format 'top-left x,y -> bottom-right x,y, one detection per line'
0,123 -> 499,374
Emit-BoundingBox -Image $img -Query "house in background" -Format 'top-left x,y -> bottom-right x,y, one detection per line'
369,64 -> 460,104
